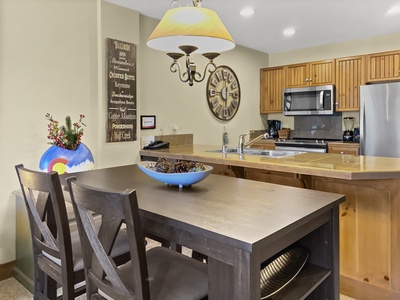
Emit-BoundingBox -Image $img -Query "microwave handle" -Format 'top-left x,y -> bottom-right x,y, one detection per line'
317,91 -> 324,110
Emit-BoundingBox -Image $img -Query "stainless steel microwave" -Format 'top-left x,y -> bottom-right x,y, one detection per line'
283,85 -> 335,116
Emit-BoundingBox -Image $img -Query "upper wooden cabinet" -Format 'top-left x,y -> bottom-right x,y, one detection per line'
260,66 -> 285,113
366,50 -> 400,82
335,55 -> 365,111
286,60 -> 335,88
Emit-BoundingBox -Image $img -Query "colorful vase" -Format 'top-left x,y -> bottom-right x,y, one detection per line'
39,143 -> 94,174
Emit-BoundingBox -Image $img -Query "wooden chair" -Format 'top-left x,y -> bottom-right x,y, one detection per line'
66,176 -> 208,300
15,164 -> 130,299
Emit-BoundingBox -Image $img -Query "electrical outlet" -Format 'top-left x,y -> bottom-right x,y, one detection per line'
141,136 -> 154,148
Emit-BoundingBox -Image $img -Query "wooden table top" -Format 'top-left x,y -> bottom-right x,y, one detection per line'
61,164 -> 344,251
140,144 -> 400,180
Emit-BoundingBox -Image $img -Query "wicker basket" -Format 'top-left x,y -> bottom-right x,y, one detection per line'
278,128 -> 290,139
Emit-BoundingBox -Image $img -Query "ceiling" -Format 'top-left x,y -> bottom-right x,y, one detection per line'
105,0 -> 400,54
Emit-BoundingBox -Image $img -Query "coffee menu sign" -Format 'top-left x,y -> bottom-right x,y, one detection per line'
106,38 -> 137,142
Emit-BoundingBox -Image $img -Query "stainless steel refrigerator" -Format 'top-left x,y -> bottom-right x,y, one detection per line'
360,82 -> 400,157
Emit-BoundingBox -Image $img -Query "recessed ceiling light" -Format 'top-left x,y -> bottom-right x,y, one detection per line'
240,8 -> 255,17
387,6 -> 400,15
283,28 -> 296,37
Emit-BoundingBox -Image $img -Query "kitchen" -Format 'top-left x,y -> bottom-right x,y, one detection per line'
2,0 -> 400,299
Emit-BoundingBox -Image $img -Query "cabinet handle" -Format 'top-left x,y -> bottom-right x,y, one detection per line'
340,151 -> 344,154
305,79 -> 309,82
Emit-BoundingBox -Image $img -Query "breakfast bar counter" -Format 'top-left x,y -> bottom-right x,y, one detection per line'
140,144 -> 400,300
140,144 -> 400,180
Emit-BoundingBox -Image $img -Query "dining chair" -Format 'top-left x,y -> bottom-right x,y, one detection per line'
15,164 -> 131,299
66,176 -> 209,300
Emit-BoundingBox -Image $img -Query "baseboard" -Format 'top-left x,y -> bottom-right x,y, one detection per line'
13,266 -> 34,293
341,275 -> 400,300
0,261 -> 15,281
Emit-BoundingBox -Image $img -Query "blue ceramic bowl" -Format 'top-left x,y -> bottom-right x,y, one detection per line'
138,161 -> 213,188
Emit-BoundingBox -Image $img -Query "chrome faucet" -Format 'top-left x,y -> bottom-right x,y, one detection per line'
238,131 -> 269,154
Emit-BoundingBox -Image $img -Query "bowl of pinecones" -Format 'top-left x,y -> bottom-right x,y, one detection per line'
138,158 -> 213,188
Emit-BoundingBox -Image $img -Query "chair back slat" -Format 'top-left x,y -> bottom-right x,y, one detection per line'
67,176 -> 151,299
15,165 -> 72,259
15,164 -> 78,299
24,188 -> 59,250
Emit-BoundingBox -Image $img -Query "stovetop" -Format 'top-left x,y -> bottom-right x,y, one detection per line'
275,138 -> 342,146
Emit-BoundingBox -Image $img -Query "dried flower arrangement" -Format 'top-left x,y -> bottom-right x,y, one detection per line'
45,113 -> 86,150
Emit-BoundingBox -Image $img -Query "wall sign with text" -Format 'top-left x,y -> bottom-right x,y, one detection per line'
106,38 -> 137,142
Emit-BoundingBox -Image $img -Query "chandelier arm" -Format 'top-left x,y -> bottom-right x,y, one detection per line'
192,61 -> 217,83
170,61 -> 190,83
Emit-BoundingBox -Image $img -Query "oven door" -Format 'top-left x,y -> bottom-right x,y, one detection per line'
275,145 -> 327,153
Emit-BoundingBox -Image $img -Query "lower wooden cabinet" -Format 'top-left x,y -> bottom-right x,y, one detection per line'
250,140 -> 275,150
328,142 -> 359,155
244,168 -> 307,188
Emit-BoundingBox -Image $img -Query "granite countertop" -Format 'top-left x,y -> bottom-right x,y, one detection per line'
139,144 -> 400,181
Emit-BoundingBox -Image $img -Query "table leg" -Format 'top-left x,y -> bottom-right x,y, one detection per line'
208,257 -> 233,299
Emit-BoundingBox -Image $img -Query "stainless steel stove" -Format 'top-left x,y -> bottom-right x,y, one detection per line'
275,138 -> 340,153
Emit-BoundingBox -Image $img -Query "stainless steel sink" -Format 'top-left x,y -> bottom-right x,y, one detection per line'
206,148 -> 305,158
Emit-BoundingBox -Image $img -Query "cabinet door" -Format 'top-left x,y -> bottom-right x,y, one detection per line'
335,55 -> 365,111
260,66 -> 285,113
286,63 -> 309,88
309,59 -> 335,86
250,141 -> 275,150
328,145 -> 359,155
286,60 -> 335,87
366,50 -> 400,82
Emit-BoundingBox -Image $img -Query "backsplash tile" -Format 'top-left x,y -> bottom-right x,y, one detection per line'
154,133 -> 193,146
291,115 -> 343,140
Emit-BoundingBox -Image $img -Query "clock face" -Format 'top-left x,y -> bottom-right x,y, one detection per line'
206,66 -> 241,121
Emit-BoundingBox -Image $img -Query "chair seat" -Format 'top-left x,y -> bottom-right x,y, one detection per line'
118,247 -> 208,300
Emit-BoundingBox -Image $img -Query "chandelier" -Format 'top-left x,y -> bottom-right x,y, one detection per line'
147,0 -> 235,86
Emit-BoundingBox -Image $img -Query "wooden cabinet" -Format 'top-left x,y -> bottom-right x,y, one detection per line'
286,60 -> 335,88
260,66 -> 285,113
335,55 -> 365,111
250,140 -> 275,150
366,50 -> 400,82
244,168 -> 307,188
328,142 -> 359,155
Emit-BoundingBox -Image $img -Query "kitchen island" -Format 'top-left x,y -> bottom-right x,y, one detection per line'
140,144 -> 400,300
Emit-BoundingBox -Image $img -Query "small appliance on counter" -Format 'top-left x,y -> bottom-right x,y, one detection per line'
343,117 -> 354,142
143,140 -> 170,150
353,127 -> 360,143
267,120 -> 281,139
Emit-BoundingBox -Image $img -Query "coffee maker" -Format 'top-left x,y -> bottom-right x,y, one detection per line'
267,120 -> 281,139
343,117 -> 354,142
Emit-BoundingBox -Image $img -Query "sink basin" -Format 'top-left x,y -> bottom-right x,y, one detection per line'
206,148 -> 305,158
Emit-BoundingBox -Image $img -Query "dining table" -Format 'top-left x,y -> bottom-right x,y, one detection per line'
60,164 -> 345,300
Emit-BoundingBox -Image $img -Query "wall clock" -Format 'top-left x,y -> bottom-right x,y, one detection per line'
206,65 -> 241,121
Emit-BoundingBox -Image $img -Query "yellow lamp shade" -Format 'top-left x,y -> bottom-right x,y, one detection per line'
147,7 -> 235,54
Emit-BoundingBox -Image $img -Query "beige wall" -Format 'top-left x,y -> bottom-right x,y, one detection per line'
0,0 -> 100,264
